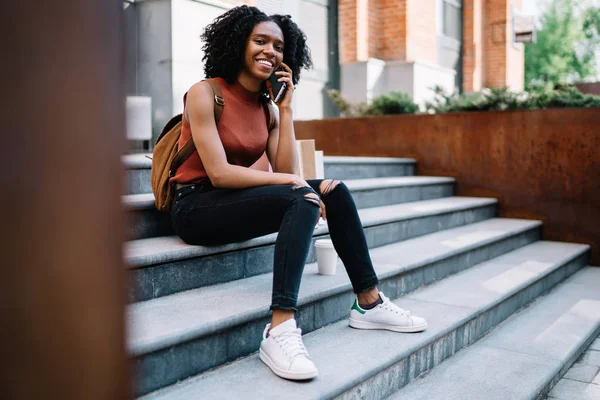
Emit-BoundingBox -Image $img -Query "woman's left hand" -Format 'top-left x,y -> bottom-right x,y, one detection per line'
268,62 -> 294,109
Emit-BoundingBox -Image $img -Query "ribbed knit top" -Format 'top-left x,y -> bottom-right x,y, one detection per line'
171,77 -> 270,184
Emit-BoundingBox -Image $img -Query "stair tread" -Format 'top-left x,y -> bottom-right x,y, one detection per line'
139,242 -> 591,400
128,218 -> 542,355
123,176 -> 456,210
320,156 -> 416,164
122,154 -> 417,170
126,196 -> 497,268
388,267 -> 600,400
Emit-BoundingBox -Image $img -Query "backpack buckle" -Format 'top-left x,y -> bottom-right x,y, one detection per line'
214,95 -> 225,106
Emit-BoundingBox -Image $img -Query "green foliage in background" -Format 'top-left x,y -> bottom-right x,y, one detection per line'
427,84 -> 600,113
369,92 -> 419,115
327,85 -> 600,117
525,0 -> 600,84
326,89 -> 418,117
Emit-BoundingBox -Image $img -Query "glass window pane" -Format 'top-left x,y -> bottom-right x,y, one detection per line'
443,2 -> 462,40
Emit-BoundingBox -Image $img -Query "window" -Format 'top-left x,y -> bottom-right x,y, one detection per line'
442,0 -> 462,41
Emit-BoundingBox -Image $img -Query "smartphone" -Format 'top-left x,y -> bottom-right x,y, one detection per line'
269,66 -> 287,103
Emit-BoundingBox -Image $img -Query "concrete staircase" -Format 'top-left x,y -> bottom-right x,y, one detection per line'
123,154 -> 599,399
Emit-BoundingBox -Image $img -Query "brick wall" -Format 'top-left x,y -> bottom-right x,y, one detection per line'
406,0 -> 437,64
463,0 -> 484,92
380,0 -> 408,61
339,0 -> 525,88
339,0 -> 358,63
340,0 -> 436,63
465,0 -> 524,90
485,0 -> 507,88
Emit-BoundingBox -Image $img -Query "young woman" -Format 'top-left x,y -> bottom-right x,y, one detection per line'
170,5 -> 427,381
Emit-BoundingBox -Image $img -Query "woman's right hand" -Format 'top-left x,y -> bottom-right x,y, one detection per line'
278,173 -> 310,188
276,174 -> 326,220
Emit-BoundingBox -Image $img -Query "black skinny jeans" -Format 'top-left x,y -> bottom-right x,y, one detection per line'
171,179 -> 380,311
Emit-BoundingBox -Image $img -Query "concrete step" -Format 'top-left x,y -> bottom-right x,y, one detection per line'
129,217 -> 543,396
122,154 -> 418,195
124,176 -> 455,240
322,156 -> 416,180
127,196 -> 497,302
389,266 -> 600,400
136,241 -> 590,400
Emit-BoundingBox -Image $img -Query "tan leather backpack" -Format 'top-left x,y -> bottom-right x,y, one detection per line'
150,79 -> 275,213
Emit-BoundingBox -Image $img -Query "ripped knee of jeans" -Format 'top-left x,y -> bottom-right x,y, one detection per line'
319,179 -> 340,197
303,192 -> 321,207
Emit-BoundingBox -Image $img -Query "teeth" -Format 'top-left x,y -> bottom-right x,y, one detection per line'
257,60 -> 272,67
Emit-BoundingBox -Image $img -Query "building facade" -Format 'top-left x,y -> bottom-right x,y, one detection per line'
124,0 -> 525,142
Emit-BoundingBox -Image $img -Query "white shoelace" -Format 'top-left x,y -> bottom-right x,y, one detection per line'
381,300 -> 411,316
274,328 -> 310,359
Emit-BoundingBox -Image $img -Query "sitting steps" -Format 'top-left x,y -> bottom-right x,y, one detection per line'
122,155 -> 593,399
136,242 -> 590,399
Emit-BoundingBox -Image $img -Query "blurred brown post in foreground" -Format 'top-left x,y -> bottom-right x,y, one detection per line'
0,1 -> 129,399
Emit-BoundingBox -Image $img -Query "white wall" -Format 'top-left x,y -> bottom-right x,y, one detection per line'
341,59 -> 456,108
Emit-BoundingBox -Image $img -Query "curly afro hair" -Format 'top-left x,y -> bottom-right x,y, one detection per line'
201,5 -> 313,90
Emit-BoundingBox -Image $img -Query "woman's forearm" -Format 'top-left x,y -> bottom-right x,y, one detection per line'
212,164 -> 291,189
273,107 -> 300,175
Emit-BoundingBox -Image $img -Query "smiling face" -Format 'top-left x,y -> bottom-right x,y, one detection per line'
241,21 -> 285,82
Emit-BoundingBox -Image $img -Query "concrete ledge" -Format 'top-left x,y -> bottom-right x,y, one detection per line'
124,155 -> 419,195
130,219 -> 545,396
124,177 -> 456,240
390,267 -> 600,400
126,197 -> 495,267
122,154 -> 417,170
137,242 -> 589,399
323,156 -> 416,164
123,177 -> 456,212
127,198 -> 497,301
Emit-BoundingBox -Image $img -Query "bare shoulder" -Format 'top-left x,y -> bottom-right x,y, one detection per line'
185,81 -> 215,122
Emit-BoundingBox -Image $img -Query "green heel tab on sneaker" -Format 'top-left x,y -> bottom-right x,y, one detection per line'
352,300 -> 366,314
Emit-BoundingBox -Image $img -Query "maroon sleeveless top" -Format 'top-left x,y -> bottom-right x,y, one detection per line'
171,78 -> 271,184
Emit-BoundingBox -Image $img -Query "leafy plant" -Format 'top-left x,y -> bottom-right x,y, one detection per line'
327,89 -> 418,117
326,89 -> 374,117
370,92 -> 419,115
328,84 -> 599,117
525,0 -> 600,84
425,84 -> 600,114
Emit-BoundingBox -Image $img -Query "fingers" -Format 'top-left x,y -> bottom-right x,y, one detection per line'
320,199 -> 327,220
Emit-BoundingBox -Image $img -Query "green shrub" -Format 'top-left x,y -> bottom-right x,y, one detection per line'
326,89 -> 374,117
328,85 -> 600,117
370,91 -> 419,115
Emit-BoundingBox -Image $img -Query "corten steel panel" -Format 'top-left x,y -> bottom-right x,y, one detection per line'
294,108 -> 600,264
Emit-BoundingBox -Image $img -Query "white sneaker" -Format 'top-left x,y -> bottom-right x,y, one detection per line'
349,292 -> 427,333
259,318 -> 319,380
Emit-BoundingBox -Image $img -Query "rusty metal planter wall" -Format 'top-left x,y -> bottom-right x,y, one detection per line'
295,108 -> 600,264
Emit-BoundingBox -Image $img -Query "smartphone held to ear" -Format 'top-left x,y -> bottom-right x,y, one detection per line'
269,67 -> 287,103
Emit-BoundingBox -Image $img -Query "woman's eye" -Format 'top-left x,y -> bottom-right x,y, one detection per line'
256,39 -> 265,44
276,46 -> 284,52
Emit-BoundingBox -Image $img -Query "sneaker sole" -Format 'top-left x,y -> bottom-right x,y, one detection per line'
259,348 -> 319,381
348,318 -> 428,333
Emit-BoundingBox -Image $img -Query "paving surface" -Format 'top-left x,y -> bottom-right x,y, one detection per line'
547,336 -> 600,400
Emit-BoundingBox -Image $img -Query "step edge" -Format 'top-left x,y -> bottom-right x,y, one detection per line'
126,198 -> 499,268
128,221 -> 544,356
123,178 -> 458,211
123,155 -> 418,170
388,265 -> 599,400
139,248 -> 588,399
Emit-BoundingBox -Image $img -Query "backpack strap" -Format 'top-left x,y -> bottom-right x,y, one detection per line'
170,79 -> 225,177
